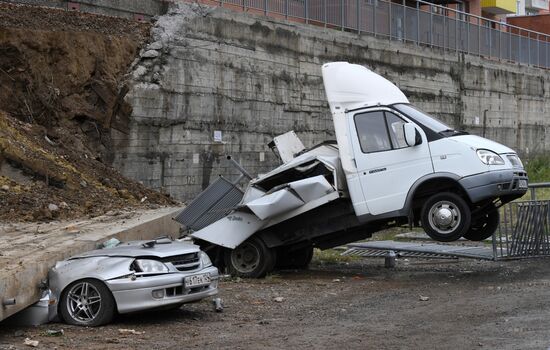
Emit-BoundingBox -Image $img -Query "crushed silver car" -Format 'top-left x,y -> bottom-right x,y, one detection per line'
48,237 -> 219,326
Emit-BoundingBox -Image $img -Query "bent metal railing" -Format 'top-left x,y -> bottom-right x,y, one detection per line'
193,0 -> 550,69
493,183 -> 550,259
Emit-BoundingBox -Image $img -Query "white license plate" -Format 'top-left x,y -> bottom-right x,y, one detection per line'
184,273 -> 211,287
518,179 -> 528,189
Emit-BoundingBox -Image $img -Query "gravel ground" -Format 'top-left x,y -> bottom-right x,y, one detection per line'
2,256 -> 550,349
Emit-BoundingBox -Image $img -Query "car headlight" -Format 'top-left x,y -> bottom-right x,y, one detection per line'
135,259 -> 169,273
477,149 -> 505,165
199,251 -> 212,268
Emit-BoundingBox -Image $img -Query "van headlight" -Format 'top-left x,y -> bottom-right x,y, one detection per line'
477,149 -> 504,165
199,251 -> 212,268
135,259 -> 169,273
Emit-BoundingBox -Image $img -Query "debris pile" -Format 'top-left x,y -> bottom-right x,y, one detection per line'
0,3 -> 176,221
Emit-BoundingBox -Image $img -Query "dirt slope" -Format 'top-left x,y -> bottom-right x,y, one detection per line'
0,3 -> 176,221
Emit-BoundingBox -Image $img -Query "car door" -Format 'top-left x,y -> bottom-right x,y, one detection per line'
348,108 -> 433,216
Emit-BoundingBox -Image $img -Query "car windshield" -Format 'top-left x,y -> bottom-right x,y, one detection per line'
393,103 -> 466,136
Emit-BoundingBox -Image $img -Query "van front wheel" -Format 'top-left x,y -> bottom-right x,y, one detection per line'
421,192 -> 471,242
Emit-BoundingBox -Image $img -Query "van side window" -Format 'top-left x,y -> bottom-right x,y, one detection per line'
385,112 -> 408,149
354,111 -> 392,153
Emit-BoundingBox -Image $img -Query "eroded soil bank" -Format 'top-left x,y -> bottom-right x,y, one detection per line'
0,3 -> 175,221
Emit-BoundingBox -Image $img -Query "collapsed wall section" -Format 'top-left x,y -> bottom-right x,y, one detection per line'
114,2 -> 550,202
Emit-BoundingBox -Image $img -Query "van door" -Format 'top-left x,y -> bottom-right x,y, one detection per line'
348,108 -> 433,216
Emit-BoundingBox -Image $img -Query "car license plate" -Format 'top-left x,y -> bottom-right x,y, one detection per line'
184,273 -> 211,287
519,179 -> 528,189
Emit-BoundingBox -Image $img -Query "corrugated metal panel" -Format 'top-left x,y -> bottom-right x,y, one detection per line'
343,241 -> 496,260
174,176 -> 243,231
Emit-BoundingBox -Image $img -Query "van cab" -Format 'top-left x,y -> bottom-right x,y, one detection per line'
323,62 -> 528,242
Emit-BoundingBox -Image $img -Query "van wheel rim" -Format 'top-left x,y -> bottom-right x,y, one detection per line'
231,242 -> 260,273
66,282 -> 102,322
428,200 -> 461,234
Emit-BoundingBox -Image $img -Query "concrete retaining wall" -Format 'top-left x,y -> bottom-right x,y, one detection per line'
112,3 -> 550,202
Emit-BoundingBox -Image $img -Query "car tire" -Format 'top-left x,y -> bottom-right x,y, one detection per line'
276,245 -> 314,269
463,205 -> 500,241
225,236 -> 276,278
421,192 -> 471,242
59,279 -> 115,327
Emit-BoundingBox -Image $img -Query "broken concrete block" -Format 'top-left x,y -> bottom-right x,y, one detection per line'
133,66 -> 147,79
141,50 -> 160,58
148,41 -> 163,50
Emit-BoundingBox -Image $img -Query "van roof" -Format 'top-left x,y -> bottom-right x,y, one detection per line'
322,62 -> 409,113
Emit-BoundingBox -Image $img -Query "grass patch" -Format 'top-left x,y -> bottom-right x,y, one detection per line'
312,248 -> 360,264
522,154 -> 550,200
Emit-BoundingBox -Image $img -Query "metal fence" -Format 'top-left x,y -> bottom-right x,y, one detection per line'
212,0 -> 550,68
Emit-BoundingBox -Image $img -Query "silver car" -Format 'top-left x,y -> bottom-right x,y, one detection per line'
48,238 -> 219,326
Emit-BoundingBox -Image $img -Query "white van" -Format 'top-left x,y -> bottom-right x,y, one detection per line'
185,62 -> 528,277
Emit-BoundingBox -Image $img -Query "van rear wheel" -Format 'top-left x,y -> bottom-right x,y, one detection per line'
421,192 -> 471,242
463,205 -> 500,241
224,236 -> 276,278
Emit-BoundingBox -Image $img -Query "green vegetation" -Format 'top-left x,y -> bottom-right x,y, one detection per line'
312,248 -> 360,264
523,154 -> 550,200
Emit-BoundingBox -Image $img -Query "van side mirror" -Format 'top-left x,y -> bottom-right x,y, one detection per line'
403,123 -> 422,147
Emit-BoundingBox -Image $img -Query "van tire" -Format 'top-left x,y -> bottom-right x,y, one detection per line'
421,192 -> 471,242
463,205 -> 500,241
276,245 -> 314,269
224,236 -> 276,278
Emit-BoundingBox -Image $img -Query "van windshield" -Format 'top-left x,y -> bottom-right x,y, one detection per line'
393,104 -> 467,137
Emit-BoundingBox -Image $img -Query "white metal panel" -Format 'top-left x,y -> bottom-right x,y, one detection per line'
288,175 -> 335,202
273,130 -> 306,163
190,212 -> 265,249
246,189 -> 304,220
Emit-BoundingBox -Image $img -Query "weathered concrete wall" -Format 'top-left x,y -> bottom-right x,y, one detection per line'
113,3 -> 550,202
0,0 -> 169,19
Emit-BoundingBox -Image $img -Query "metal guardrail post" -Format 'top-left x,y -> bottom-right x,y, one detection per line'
243,0 -> 246,11
443,13 -> 446,49
477,24 -> 481,56
402,0 -> 405,42
341,0 -> 345,30
466,17 -> 469,54
508,31 -> 513,61
531,187 -> 536,200
430,6 -> 435,46
416,1 -> 419,44
389,0 -> 392,39
374,0 -> 377,37
285,0 -> 288,19
455,17 -> 458,53
498,26 -> 501,60
357,0 -> 360,33
537,34 -> 542,67
264,0 -> 267,15
528,32 -> 531,65
305,0 -> 308,24
324,0 -> 327,27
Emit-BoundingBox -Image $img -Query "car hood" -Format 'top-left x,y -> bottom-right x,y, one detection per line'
69,240 -> 199,259
451,135 -> 515,154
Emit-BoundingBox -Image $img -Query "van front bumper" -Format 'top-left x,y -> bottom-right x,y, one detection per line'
459,169 -> 528,204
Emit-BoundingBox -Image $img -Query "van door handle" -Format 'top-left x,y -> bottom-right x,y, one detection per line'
368,167 -> 387,174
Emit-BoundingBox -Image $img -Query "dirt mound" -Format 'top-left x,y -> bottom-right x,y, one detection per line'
0,3 -> 177,221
